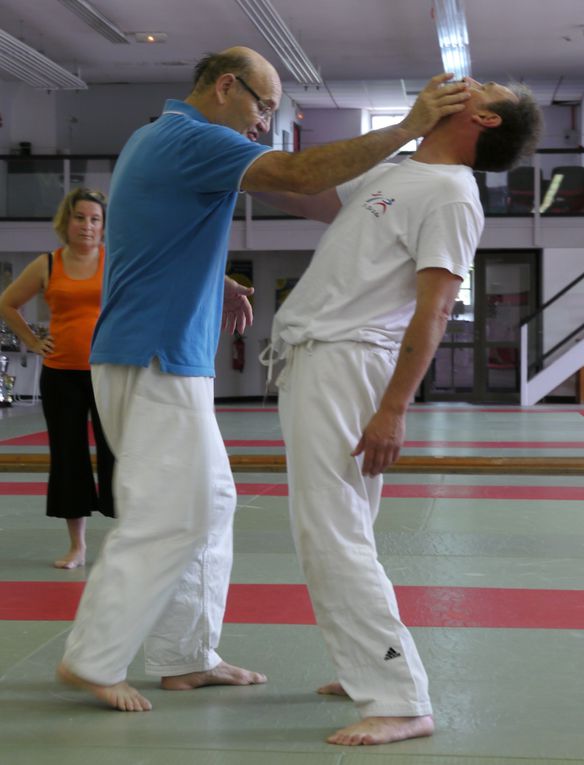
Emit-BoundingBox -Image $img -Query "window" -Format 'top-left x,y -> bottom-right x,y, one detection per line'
452,270 -> 474,320
458,270 -> 473,307
370,114 -> 417,153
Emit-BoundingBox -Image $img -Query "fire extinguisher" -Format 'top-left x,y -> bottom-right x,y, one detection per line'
232,333 -> 245,372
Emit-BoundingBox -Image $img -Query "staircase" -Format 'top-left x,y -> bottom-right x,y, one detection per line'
520,272 -> 584,405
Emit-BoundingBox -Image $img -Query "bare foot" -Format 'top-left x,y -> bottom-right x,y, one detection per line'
54,550 -> 86,569
57,662 -> 152,711
327,715 -> 434,746
160,661 -> 267,691
317,681 -> 349,697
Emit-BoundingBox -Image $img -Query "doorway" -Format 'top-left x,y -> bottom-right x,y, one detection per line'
422,250 -> 540,403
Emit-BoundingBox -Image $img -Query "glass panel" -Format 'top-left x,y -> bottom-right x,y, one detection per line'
487,362 -> 518,391
70,158 -> 116,197
2,150 -> 581,221
480,170 -> 510,214
0,156 -> 116,218
485,261 -> 531,391
485,263 -> 531,343
429,344 -> 474,393
0,157 -> 65,218
539,153 -> 584,216
475,152 -> 584,218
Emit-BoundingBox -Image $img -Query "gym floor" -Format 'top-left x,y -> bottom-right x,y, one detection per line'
1,402 -> 583,765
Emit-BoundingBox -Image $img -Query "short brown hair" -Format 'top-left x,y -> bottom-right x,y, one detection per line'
52,188 -> 107,244
192,51 -> 254,90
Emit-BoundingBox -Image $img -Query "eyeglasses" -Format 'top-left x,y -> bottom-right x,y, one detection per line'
235,75 -> 273,120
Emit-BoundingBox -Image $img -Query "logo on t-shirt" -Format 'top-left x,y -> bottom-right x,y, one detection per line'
363,191 -> 395,217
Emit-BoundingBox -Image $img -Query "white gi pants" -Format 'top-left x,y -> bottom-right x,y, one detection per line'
278,341 -> 432,719
62,362 -> 236,684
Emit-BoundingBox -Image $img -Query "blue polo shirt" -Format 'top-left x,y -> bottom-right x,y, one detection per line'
90,99 -> 271,376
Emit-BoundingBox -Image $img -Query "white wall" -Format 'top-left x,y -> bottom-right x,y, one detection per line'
0,83 -> 17,153
0,82 -> 59,154
1,80 -> 298,156
298,108 -> 363,147
57,83 -> 188,154
539,104 -> 581,150
56,82 -> 297,154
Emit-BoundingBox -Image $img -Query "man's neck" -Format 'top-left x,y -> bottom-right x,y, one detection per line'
184,92 -> 216,123
412,122 -> 475,167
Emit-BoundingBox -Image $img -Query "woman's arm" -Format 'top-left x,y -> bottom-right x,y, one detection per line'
0,255 -> 54,356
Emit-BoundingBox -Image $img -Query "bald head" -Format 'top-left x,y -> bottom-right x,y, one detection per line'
222,46 -> 279,80
192,46 -> 280,94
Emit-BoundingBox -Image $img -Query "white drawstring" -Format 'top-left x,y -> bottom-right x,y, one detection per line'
259,340 -> 294,403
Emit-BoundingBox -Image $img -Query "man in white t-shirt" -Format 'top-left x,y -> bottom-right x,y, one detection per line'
260,78 -> 542,746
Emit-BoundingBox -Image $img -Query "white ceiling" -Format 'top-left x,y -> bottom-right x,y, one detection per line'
1,0 -> 584,110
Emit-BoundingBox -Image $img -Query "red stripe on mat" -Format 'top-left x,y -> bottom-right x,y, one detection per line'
0,427 -> 95,447
0,432 -> 50,446
226,440 -> 584,449
1,582 -> 584,628
404,440 -> 584,449
235,483 -> 584,500
0,482 -> 47,495
2,481 -> 584,500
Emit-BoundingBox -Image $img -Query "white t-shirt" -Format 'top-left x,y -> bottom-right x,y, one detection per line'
272,158 -> 484,350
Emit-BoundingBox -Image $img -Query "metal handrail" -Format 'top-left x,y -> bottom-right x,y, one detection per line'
541,321 -> 584,362
521,271 -> 584,327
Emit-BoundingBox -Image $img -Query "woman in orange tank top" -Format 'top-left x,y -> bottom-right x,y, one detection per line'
0,188 -> 114,569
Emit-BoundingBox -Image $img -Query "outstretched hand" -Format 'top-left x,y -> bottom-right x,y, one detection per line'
222,276 -> 254,335
400,73 -> 470,139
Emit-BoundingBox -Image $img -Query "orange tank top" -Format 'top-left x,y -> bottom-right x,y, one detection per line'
43,246 -> 105,371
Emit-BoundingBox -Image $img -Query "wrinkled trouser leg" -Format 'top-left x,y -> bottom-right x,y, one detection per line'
62,362 -> 236,684
278,342 -> 432,719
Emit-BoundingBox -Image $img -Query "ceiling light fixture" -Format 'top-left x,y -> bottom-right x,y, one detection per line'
56,0 -> 129,44
234,0 -> 322,85
135,33 -> 168,44
0,28 -> 87,89
432,0 -> 471,80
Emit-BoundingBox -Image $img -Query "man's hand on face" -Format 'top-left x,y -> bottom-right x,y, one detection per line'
399,73 -> 470,140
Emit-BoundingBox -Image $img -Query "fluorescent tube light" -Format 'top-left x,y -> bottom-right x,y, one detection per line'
433,0 -> 471,80
0,28 -> 87,89
56,0 -> 129,44
235,0 -> 322,85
